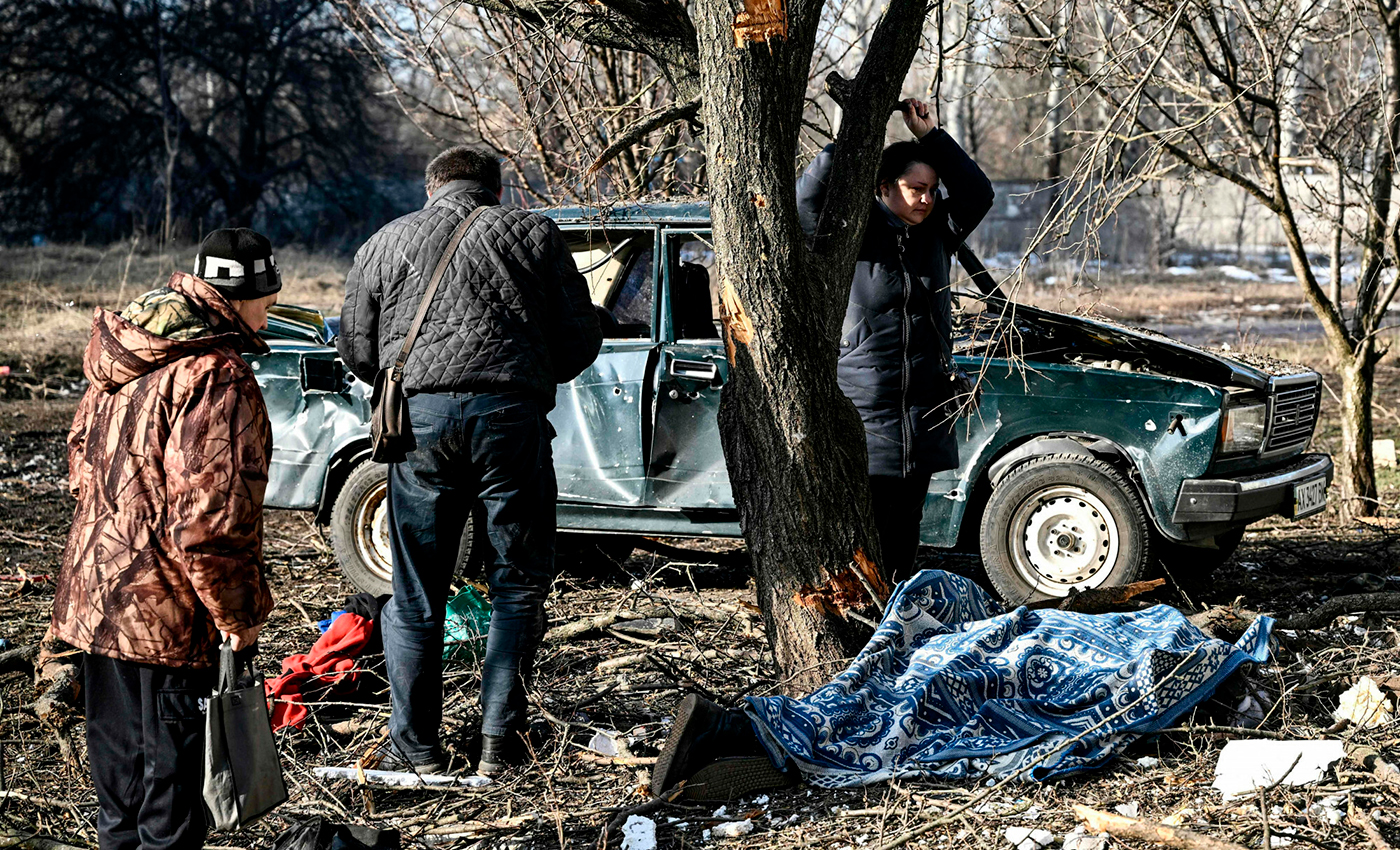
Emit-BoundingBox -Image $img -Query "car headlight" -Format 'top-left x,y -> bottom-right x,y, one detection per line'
1220,403 -> 1267,453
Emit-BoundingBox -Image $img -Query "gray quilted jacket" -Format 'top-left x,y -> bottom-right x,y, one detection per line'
337,181 -> 602,405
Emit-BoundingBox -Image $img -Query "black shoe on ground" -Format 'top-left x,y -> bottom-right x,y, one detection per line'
477,732 -> 528,776
367,739 -> 452,777
650,693 -> 790,799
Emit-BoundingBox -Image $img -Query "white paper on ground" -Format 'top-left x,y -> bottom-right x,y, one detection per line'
712,820 -> 754,838
1003,826 -> 1054,849
621,815 -> 657,850
1333,677 -> 1395,728
313,766 -> 492,788
1211,739 -> 1345,800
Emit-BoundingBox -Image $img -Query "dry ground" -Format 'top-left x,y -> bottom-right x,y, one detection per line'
0,245 -> 1397,849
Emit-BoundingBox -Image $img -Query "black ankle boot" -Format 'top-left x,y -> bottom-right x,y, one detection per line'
478,732 -> 526,776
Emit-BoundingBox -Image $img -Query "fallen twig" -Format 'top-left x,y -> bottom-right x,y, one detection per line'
1026,578 -> 1166,613
0,644 -> 38,675
1073,805 -> 1252,850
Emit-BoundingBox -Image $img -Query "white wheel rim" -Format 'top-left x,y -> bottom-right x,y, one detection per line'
1009,484 -> 1120,597
352,478 -> 393,583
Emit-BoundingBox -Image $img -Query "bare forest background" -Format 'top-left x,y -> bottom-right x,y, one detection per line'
1,0 -> 1318,267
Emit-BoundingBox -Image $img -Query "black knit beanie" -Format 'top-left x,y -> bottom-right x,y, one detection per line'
194,228 -> 283,300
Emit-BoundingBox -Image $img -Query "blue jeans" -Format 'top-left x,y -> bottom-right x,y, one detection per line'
382,391 -> 557,761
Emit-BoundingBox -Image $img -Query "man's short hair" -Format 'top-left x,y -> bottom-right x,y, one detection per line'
425,146 -> 502,196
876,141 -> 935,191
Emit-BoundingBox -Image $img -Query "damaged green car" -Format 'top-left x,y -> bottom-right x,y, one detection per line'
252,203 -> 1332,603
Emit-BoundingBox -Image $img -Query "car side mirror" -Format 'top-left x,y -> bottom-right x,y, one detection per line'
301,357 -> 348,393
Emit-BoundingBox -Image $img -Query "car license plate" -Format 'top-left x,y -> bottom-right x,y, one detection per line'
1293,476 -> 1328,519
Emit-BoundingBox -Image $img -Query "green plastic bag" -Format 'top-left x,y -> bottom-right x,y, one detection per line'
443,585 -> 491,661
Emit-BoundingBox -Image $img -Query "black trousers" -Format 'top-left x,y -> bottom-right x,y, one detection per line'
869,471 -> 935,586
84,653 -> 214,850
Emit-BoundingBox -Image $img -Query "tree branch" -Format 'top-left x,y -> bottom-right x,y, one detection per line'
586,94 -> 699,175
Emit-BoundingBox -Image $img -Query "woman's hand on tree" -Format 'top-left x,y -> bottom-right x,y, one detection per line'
899,98 -> 939,138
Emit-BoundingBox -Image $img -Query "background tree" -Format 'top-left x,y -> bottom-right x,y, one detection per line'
0,0 -> 419,246
1002,0 -> 1397,517
348,0 -> 942,689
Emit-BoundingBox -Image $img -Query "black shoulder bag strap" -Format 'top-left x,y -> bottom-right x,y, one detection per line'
392,203 -> 490,381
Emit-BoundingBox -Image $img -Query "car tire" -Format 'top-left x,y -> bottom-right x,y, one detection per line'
329,461 -> 486,596
1157,527 -> 1245,597
980,453 -> 1151,604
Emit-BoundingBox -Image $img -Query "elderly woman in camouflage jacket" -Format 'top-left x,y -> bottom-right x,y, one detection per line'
50,228 -> 279,850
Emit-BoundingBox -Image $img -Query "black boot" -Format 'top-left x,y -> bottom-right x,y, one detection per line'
650,694 -> 789,799
477,731 -> 527,776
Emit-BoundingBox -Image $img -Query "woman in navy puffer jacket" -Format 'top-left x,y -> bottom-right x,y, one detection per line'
796,99 -> 994,583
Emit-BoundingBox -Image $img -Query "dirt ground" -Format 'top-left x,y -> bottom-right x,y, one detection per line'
0,246 -> 1398,849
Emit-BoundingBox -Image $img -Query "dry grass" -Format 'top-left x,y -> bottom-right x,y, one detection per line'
0,242 -> 348,375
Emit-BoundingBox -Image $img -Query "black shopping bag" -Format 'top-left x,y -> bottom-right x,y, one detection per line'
203,641 -> 288,830
272,816 -> 399,850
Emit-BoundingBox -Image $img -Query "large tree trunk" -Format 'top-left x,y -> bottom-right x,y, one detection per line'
691,0 -> 927,691
1337,352 -> 1379,520
692,2 -> 884,692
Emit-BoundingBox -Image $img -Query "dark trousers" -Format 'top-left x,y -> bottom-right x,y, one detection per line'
83,653 -> 214,850
383,391 -> 557,761
868,471 -> 934,586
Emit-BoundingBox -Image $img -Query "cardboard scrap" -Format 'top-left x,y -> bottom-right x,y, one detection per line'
1211,739 -> 1345,800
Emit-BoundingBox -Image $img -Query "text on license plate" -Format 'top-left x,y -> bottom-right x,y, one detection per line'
1293,476 -> 1328,518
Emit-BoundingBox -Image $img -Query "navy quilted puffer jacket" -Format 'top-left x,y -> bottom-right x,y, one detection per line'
797,130 -> 993,477
338,181 -> 602,407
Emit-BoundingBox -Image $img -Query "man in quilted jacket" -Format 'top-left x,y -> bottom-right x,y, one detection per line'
52,228 -> 279,849
339,147 -> 601,775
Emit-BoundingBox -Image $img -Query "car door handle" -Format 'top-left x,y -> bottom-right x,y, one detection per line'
668,358 -> 719,383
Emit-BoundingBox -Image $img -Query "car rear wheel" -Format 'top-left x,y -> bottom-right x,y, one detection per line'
980,454 -> 1150,604
329,461 -> 486,596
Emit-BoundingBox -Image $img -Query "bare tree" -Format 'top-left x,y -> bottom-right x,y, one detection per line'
1003,0 -> 1398,517
337,1 -> 705,203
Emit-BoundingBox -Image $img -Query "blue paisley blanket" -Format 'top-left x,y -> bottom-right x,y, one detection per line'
744,570 -> 1272,787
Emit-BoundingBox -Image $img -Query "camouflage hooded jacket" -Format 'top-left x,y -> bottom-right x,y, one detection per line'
51,272 -> 276,668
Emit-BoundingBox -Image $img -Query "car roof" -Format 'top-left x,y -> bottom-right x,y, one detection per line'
538,201 -> 711,227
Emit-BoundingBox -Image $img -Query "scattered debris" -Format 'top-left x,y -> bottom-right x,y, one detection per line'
1003,826 -> 1054,849
587,729 -> 623,757
1211,739 -> 1345,800
311,766 -> 491,788
620,814 -> 656,850
1136,756 -> 1160,768
1114,801 -> 1140,817
710,819 -> 754,838
1332,676 -> 1394,728
1061,825 -> 1109,850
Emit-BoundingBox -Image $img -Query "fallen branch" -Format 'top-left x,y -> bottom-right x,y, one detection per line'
0,644 -> 38,676
1349,745 -> 1400,785
1073,805 -> 1251,850
1026,578 -> 1166,613
0,832 -> 85,850
1276,592 -> 1400,630
545,605 -> 669,643
1348,810 -> 1395,850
